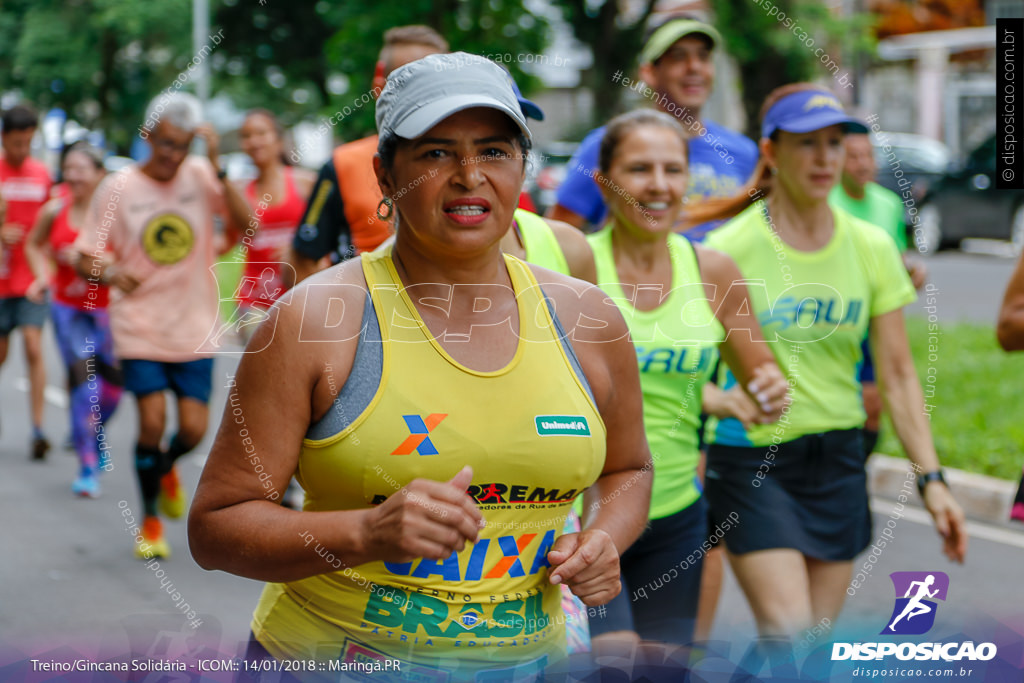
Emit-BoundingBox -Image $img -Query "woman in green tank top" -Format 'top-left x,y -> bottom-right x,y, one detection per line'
582,110 -> 790,646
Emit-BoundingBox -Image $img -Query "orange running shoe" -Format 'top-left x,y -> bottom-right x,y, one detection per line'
158,467 -> 187,519
135,516 -> 170,559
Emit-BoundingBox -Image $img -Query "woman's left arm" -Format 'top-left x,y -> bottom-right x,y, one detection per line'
870,308 -> 967,563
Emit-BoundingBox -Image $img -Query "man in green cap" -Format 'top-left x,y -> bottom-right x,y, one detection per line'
547,15 -> 758,241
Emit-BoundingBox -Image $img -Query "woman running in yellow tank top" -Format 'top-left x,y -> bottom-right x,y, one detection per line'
189,54 -> 653,681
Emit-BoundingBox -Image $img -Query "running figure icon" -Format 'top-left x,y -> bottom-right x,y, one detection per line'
887,574 -> 939,632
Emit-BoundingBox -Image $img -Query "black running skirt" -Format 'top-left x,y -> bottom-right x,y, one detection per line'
705,429 -> 871,561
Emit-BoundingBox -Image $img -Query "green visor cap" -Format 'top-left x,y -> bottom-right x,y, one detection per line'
640,19 -> 721,64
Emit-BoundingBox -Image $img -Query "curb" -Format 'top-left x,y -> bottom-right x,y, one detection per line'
867,454 -> 1019,525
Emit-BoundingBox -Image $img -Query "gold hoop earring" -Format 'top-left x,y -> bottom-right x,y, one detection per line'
376,197 -> 394,221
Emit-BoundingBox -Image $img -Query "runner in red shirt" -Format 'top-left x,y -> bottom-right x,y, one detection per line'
25,142 -> 122,497
0,103 -> 53,460
234,110 -> 314,336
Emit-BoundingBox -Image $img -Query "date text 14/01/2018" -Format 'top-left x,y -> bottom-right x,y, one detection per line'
240,658 -> 403,673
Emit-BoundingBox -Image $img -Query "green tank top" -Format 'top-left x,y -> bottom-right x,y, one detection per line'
588,227 -> 723,519
514,209 -> 570,275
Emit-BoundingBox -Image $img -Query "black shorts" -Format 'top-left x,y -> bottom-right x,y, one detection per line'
0,296 -> 48,335
705,429 -> 871,561
588,496 -> 707,644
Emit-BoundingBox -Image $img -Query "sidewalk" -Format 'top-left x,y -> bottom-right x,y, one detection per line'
868,453 -> 1021,525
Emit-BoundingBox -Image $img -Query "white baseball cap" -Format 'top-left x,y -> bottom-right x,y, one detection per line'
376,52 -> 532,141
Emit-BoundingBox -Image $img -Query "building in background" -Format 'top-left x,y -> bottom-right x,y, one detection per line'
862,0 -> 998,159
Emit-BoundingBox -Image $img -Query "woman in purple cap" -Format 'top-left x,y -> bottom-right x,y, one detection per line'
686,83 -> 968,645
189,52 -> 652,679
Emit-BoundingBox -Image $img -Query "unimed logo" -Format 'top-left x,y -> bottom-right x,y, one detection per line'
832,571 -> 997,663
534,415 -> 590,437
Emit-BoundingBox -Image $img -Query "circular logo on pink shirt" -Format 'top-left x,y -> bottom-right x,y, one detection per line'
142,213 -> 194,265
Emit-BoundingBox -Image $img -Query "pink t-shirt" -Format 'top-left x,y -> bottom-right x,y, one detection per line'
74,156 -> 226,362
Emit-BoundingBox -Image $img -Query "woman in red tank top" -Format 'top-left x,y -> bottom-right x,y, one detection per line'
24,142 -> 123,498
235,110 -> 315,318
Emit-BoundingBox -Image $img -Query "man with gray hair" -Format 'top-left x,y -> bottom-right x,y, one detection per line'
75,91 -> 251,559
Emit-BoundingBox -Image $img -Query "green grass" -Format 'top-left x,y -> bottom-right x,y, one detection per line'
876,316 -> 1024,481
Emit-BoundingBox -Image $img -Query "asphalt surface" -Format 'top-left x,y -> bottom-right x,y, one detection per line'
906,248 -> 1018,325
1,250 -> 1021,679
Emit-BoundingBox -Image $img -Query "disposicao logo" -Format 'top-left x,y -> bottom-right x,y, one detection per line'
883,571 -> 948,635
832,571 -> 997,663
535,415 -> 590,437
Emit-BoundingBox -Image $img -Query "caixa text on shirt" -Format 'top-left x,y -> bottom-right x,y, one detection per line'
385,530 -> 556,581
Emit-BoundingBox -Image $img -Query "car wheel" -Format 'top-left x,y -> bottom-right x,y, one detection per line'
1011,204 -> 1024,254
916,204 -> 943,254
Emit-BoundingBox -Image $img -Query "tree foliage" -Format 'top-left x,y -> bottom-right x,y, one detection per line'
0,0 -> 552,150
710,0 -> 876,139
212,0 -> 552,140
553,0 -> 658,131
0,0 -> 877,150
0,0 -> 193,152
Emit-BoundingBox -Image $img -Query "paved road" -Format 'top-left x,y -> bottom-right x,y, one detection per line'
1,251 -> 1022,679
906,249 -> 1018,325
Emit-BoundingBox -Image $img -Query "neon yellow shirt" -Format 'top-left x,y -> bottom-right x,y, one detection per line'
514,209 -> 570,275
251,249 -> 605,679
829,182 -> 908,252
588,227 -> 722,518
704,202 -> 915,447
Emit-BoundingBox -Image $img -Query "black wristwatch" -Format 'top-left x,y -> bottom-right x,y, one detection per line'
917,470 -> 947,496
216,167 -> 228,181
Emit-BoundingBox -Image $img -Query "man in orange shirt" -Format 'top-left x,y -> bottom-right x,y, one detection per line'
285,25 -> 448,286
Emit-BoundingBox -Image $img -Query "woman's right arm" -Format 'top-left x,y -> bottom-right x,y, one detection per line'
698,246 -> 789,423
188,272 -> 483,582
188,285 -> 370,581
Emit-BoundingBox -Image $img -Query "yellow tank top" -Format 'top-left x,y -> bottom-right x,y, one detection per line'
514,209 -> 570,275
252,249 -> 606,679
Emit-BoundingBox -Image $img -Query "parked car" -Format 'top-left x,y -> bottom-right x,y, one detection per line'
915,134 -> 1023,253
872,132 -> 952,204
527,142 -> 578,215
